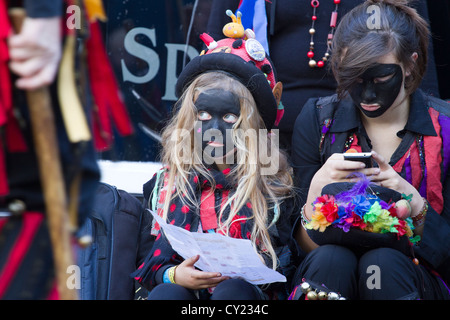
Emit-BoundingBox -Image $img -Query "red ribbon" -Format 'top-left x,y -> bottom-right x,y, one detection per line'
200,188 -> 231,231
200,188 -> 218,231
0,0 -> 28,196
86,21 -> 134,151
392,108 -> 444,214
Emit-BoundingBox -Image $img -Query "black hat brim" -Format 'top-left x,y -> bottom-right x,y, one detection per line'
175,53 -> 277,130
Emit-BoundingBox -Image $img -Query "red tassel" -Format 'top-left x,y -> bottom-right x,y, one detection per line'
86,21 -> 134,151
0,0 -> 11,128
274,108 -> 284,127
0,0 -> 28,196
0,212 -> 44,298
424,108 -> 443,213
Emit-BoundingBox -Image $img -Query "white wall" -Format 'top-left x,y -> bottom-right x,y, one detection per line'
98,160 -> 161,195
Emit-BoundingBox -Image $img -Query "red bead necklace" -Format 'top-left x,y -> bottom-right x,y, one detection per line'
307,0 -> 341,68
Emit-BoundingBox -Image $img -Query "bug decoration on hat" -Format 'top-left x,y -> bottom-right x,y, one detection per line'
187,10 -> 284,129
223,10 -> 245,39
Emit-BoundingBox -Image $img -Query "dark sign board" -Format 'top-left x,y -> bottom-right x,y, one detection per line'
100,0 -> 213,162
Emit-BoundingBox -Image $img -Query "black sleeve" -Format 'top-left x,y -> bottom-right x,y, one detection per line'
136,206 -> 155,267
24,0 -> 62,18
414,168 -> 450,284
412,0 -> 440,97
136,175 -> 160,265
291,98 -> 323,205
277,195 -> 307,264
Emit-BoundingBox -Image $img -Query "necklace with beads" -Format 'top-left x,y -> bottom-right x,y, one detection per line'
307,0 -> 341,68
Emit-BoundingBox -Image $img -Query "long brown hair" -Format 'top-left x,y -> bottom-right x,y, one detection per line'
331,0 -> 430,98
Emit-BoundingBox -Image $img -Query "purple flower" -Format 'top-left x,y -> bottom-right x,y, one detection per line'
335,212 -> 367,232
335,212 -> 353,232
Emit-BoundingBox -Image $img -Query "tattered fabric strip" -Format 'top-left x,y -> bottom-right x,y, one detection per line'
392,108 -> 445,214
424,108 -> 443,213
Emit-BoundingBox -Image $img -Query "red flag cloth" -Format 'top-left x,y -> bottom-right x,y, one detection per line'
393,108 -> 445,214
0,0 -> 10,196
86,21 -> 133,151
0,212 -> 45,298
424,108 -> 443,213
0,0 -> 28,196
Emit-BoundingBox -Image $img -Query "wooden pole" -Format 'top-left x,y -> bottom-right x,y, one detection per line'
9,8 -> 78,300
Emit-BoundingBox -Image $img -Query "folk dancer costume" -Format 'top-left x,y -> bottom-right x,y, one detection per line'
0,0 -> 133,299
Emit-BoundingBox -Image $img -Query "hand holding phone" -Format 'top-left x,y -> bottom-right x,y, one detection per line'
343,152 -> 373,168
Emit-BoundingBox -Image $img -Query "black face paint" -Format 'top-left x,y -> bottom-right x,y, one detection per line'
194,89 -> 241,160
349,64 -> 403,118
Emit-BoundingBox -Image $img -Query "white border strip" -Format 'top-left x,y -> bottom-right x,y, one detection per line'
98,160 -> 162,195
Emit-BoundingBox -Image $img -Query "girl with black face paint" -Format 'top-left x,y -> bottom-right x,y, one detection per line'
291,0 -> 450,300
194,88 -> 241,167
132,23 -> 300,299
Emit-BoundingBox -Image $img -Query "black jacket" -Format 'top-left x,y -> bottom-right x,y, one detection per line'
291,90 -> 450,283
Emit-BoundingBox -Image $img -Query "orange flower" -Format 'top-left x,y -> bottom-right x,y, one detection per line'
306,210 -> 331,232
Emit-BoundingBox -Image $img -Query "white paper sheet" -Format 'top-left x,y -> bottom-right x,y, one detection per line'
149,209 -> 286,285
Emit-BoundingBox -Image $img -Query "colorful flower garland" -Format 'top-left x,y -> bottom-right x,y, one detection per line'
305,188 -> 421,244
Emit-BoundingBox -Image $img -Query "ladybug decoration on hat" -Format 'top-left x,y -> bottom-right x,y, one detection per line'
176,10 -> 284,130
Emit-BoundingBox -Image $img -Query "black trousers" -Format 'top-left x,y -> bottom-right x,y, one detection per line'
292,245 -> 450,300
147,278 -> 264,300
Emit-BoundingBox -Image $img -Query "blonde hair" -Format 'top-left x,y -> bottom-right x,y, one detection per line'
155,71 -> 293,269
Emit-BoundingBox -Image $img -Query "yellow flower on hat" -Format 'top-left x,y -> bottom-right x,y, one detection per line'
306,209 -> 332,232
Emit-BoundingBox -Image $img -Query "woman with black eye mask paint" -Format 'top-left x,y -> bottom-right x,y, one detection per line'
290,0 -> 450,300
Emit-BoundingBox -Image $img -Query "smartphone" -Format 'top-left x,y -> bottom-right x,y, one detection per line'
343,152 -> 373,168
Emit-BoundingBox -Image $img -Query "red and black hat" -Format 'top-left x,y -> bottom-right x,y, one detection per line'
175,11 -> 283,131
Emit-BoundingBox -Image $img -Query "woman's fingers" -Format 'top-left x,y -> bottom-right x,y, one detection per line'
190,269 -> 229,287
371,151 -> 390,170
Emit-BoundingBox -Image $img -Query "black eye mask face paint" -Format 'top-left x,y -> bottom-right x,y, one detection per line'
194,89 -> 241,159
349,64 -> 403,118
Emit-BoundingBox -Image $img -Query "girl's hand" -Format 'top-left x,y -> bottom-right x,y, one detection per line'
174,255 -> 230,290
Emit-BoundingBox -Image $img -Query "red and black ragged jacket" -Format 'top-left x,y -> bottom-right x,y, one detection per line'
291,90 -> 450,284
131,167 -> 300,299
